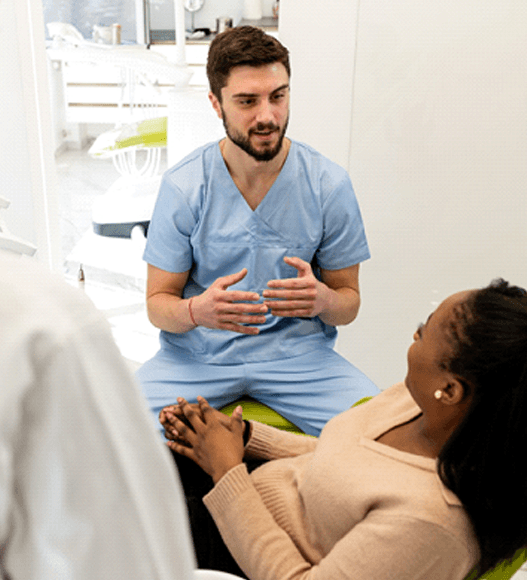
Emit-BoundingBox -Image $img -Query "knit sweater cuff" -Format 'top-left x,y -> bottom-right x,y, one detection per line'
244,420 -> 317,461
203,463 -> 254,514
244,421 -> 282,459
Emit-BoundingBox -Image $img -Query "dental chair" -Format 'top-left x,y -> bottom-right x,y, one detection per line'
89,116 -> 167,239
46,23 -> 192,240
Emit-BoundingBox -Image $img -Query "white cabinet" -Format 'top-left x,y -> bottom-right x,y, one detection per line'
47,43 -> 209,134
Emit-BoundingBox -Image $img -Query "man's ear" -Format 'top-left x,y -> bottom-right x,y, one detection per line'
208,91 -> 223,119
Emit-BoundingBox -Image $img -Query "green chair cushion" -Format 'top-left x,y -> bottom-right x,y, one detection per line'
88,116 -> 167,158
220,395 -> 374,435
464,548 -> 527,580
220,396 -> 303,434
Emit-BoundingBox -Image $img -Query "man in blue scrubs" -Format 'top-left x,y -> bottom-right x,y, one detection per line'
137,26 -> 378,437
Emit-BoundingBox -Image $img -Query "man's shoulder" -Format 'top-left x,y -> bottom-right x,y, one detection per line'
289,140 -> 349,178
289,140 -> 351,198
164,140 -> 219,181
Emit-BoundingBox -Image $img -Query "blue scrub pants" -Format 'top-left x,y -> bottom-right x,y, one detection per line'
136,346 -> 379,436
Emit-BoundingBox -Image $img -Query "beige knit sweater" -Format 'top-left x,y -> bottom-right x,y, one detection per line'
203,382 -> 480,580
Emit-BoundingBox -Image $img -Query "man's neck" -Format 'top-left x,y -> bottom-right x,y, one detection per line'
219,138 -> 291,210
220,137 -> 291,184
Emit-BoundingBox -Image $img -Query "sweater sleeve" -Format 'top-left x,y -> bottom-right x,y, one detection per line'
244,421 -> 318,461
203,466 -> 476,580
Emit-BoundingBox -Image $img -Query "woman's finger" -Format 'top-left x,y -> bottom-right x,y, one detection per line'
197,395 -> 218,422
178,397 -> 204,429
161,409 -> 175,426
230,407 -> 245,435
163,425 -> 177,441
166,439 -> 195,460
171,416 -> 198,447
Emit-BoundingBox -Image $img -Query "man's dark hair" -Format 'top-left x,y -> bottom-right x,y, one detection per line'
207,26 -> 290,102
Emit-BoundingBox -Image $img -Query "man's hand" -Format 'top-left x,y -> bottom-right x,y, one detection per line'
164,397 -> 245,484
191,269 -> 268,335
263,257 -> 331,318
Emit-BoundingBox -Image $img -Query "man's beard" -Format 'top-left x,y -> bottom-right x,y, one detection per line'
221,108 -> 289,162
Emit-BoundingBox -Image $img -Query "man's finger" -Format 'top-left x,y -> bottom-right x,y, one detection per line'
218,322 -> 261,335
218,268 -> 250,290
216,298 -> 267,311
263,286 -> 315,300
217,313 -> 267,326
267,300 -> 314,310
283,256 -> 311,277
265,257 -> 313,291
265,279 -> 311,291
269,308 -> 313,318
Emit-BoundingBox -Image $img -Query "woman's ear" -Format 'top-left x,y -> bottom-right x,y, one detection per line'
442,377 -> 472,406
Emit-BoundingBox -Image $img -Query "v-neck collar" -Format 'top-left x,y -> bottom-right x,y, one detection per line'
360,385 -> 436,468
215,140 -> 294,214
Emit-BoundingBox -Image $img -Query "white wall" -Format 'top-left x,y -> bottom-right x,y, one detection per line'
279,0 -> 359,169
0,0 -> 60,267
0,0 -> 36,247
281,1 -> 527,390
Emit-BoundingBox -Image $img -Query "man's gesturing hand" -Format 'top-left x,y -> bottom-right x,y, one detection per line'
191,268 -> 268,335
263,257 -> 331,318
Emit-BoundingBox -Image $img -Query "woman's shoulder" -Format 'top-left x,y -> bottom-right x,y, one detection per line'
317,382 -> 417,453
346,382 -> 418,428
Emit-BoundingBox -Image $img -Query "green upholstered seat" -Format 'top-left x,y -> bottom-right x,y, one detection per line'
88,116 -> 167,158
464,549 -> 527,580
220,396 -> 303,434
220,395 -> 375,435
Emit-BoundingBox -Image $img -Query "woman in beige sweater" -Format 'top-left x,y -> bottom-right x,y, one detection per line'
162,279 -> 527,580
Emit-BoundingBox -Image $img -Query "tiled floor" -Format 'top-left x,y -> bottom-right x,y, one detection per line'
57,143 -> 163,368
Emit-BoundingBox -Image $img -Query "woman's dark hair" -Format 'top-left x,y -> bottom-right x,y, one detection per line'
206,26 -> 290,102
438,279 -> 527,575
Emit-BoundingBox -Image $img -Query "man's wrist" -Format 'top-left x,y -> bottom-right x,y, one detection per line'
188,297 -> 198,327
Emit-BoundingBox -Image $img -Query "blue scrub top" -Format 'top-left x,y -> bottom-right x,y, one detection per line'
143,140 -> 370,364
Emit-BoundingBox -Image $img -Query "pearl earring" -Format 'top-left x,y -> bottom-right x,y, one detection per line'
434,390 -> 443,400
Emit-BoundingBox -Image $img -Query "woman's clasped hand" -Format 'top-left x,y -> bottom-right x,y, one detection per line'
161,397 -> 247,484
